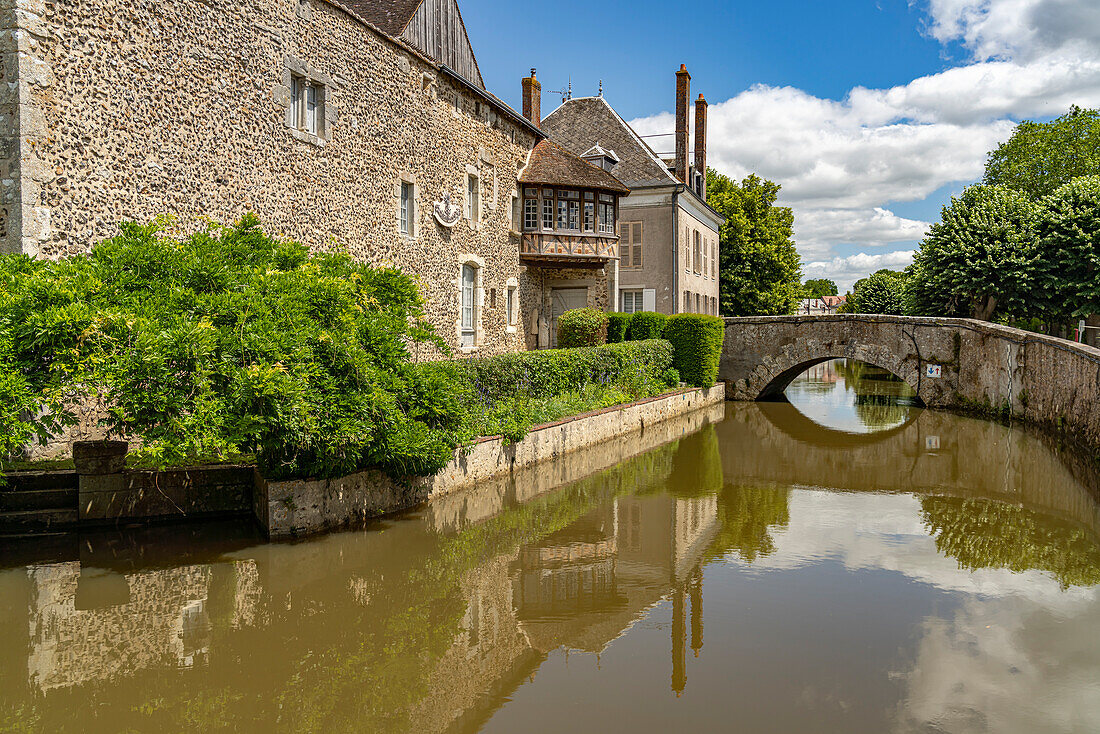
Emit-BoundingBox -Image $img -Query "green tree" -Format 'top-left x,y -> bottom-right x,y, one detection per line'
845,269 -> 907,315
803,278 -> 838,299
984,106 -> 1100,200
707,169 -> 802,316
905,185 -> 1041,321
1035,175 -> 1100,321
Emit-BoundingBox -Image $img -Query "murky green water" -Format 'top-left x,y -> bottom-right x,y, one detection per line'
1,359 -> 1099,733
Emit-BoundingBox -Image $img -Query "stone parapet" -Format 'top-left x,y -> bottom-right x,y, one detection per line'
256,385 -> 726,539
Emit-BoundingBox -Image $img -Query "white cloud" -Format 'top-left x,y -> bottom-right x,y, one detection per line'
627,0 -> 1100,290
804,250 -> 917,290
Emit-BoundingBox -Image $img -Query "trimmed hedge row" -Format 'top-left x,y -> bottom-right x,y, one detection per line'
629,311 -> 667,341
663,314 -> 724,387
607,312 -> 632,343
459,339 -> 675,399
557,307 -> 608,348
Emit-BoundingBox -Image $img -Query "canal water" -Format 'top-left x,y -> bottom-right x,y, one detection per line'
1,359 -> 1099,733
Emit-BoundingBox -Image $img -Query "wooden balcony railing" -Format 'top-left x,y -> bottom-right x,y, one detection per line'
520,233 -> 618,266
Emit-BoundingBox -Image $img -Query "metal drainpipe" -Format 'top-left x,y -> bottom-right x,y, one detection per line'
611,258 -> 619,314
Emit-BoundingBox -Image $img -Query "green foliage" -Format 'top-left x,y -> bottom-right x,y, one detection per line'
847,269 -> 907,315
707,169 -> 802,316
803,278 -> 838,299
438,339 -> 679,443
556,307 -> 608,348
921,495 -> 1100,589
661,314 -> 724,387
984,106 -> 1100,200
1035,175 -> 1100,321
905,185 -> 1041,321
627,311 -> 666,341
0,216 -> 455,479
709,482 -> 790,563
606,312 -> 632,343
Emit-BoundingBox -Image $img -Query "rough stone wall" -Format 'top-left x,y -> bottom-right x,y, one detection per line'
720,314 -> 1100,451
14,0 -> 544,356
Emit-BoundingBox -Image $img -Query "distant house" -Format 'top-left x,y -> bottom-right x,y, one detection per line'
799,296 -> 846,315
539,66 -> 724,317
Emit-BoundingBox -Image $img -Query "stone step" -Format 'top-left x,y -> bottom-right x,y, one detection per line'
0,488 -> 77,512
2,471 -> 78,492
0,509 -> 79,534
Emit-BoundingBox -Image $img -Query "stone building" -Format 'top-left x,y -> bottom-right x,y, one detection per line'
0,0 -> 624,355
540,66 -> 724,316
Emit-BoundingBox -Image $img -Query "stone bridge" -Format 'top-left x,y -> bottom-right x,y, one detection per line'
719,315 -> 1100,449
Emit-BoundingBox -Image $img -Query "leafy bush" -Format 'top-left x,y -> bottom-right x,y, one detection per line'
849,270 -> 907,315
607,312 -> 632,343
0,215 -> 459,479
628,311 -> 667,341
556,307 -> 608,348
426,339 -> 679,443
662,314 -> 724,387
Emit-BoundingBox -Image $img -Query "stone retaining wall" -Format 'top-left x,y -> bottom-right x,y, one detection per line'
257,385 -> 726,538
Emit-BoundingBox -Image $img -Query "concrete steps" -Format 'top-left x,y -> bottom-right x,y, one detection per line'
1,471 -> 79,535
0,508 -> 79,533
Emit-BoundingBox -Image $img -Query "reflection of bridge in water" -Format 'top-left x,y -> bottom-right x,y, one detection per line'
722,402 -> 1100,535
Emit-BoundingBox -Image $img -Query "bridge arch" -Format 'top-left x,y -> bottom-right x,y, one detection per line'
719,315 -> 966,409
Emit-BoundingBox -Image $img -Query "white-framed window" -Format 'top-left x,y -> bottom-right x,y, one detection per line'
584,192 -> 595,232
683,291 -> 691,313
399,181 -> 413,235
289,74 -> 324,138
598,193 -> 615,234
466,174 -> 479,222
523,188 -> 539,230
621,289 -> 644,313
541,188 -> 554,230
693,230 -> 702,274
619,222 -> 642,268
711,241 -> 717,278
461,264 -> 478,347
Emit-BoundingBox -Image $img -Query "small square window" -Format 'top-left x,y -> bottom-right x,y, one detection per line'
289,73 -> 325,139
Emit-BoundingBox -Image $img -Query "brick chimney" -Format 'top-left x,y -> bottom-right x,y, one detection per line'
694,93 -> 708,198
675,64 -> 691,185
522,68 -> 541,127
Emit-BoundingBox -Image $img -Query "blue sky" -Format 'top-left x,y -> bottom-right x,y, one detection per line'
460,0 -> 1100,290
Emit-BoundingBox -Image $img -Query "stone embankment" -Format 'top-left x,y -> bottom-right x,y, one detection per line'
2,386 -> 725,539
720,315 -> 1100,450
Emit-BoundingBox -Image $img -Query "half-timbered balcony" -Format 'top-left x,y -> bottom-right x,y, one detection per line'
520,232 -> 619,267
518,140 -> 630,268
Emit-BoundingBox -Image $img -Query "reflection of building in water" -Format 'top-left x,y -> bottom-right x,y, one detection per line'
511,493 -> 718,694
24,560 -> 259,693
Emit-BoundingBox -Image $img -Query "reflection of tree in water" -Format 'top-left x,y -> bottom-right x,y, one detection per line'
854,394 -> 915,430
667,425 -> 723,499
709,483 -> 791,563
921,496 -> 1100,589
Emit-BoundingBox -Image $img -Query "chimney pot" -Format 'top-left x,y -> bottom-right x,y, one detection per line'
694,92 -> 709,198
675,65 -> 691,185
522,68 -> 541,127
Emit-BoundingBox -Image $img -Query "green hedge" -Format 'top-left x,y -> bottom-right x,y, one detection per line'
628,311 -> 666,341
458,339 -> 673,399
662,314 -> 724,387
607,312 -> 632,343
557,307 -> 608,348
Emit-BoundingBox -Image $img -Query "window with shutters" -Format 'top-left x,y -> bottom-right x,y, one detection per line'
618,222 -> 643,268
621,290 -> 644,313
693,230 -> 702,274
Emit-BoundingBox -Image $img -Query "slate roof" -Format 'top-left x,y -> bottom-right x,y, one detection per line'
519,140 -> 630,194
334,0 -> 423,36
541,97 -> 679,190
